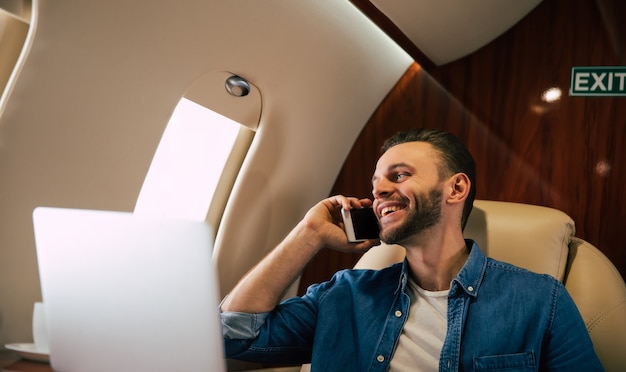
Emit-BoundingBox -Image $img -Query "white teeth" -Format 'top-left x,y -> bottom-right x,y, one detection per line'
382,206 -> 403,216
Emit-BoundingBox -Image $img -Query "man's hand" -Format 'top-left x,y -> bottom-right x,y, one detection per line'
299,195 -> 380,254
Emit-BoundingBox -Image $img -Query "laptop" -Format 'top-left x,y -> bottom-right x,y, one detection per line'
32,207 -> 226,372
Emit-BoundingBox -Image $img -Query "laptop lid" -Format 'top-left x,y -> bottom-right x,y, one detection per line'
33,207 -> 225,372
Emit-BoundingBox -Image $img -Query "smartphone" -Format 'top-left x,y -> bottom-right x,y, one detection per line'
341,207 -> 380,242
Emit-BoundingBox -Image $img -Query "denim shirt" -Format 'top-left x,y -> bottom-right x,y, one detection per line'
222,240 -> 604,371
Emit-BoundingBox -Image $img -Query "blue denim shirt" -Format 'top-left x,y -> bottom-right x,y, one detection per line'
222,240 -> 604,371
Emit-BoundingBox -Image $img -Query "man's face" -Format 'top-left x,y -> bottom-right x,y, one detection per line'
371,142 -> 444,244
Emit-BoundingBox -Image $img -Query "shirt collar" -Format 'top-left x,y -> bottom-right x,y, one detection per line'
396,260 -> 409,294
398,239 -> 487,297
451,239 -> 487,297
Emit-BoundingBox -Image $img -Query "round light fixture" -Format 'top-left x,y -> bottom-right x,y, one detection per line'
541,87 -> 562,103
225,75 -> 250,97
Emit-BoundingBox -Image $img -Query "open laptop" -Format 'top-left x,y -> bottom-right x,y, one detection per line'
33,207 -> 226,372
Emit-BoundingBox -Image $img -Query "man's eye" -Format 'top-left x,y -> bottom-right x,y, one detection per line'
395,173 -> 409,181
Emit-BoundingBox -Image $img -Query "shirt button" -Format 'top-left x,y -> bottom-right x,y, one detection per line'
377,355 -> 385,363
394,310 -> 402,317
468,286 -> 474,292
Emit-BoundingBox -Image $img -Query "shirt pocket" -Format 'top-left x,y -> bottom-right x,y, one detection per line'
473,352 -> 536,371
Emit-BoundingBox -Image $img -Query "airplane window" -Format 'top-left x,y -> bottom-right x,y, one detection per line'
0,6 -> 31,112
134,97 -> 242,222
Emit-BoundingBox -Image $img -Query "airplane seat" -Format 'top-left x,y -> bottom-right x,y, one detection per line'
352,200 -> 626,371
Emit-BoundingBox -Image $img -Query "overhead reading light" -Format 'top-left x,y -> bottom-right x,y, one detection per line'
541,87 -> 562,103
225,75 -> 250,97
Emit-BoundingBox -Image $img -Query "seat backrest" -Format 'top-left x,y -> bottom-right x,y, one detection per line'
463,200 -> 572,280
355,200 -> 573,279
563,237 -> 626,372
353,200 -> 626,371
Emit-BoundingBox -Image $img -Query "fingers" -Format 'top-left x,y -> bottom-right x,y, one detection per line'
326,195 -> 373,210
330,237 -> 381,254
301,195 -> 377,253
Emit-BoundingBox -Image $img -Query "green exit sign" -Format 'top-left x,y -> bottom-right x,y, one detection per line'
570,66 -> 626,96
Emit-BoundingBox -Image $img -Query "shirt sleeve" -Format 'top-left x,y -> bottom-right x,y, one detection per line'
219,277 -> 334,364
542,282 -> 605,371
220,309 -> 270,339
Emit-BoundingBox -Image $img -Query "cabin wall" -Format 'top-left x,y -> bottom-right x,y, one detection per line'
0,0 -> 414,349
299,0 -> 625,291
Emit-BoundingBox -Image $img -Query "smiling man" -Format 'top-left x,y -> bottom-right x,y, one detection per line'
220,128 -> 603,371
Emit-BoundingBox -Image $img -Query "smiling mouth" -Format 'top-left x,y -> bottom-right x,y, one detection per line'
381,205 -> 405,217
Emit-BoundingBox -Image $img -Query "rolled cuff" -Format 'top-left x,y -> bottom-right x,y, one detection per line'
220,309 -> 270,339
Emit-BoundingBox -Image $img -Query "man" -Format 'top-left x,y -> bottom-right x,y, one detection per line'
220,128 -> 603,371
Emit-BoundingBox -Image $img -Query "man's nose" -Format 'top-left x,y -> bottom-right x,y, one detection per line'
372,178 -> 392,199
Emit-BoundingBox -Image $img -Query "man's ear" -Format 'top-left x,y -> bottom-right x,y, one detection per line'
447,173 -> 470,205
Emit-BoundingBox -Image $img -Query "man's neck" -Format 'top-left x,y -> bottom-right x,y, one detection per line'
404,230 -> 469,292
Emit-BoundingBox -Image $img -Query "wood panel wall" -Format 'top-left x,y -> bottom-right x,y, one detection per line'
299,0 -> 626,294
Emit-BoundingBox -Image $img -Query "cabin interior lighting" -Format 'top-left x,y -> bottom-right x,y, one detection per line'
595,160 -> 611,177
541,87 -> 562,103
225,75 -> 250,97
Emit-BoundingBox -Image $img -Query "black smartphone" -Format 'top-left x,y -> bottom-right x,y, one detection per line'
341,207 -> 380,242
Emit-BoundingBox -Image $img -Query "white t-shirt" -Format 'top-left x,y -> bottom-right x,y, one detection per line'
389,278 -> 449,371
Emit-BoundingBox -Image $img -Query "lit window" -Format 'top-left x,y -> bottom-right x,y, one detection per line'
134,98 -> 241,221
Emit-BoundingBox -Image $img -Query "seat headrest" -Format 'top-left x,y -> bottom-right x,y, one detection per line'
355,200 -> 574,282
465,200 -> 573,281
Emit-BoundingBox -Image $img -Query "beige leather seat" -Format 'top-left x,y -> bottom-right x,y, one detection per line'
354,200 -> 626,371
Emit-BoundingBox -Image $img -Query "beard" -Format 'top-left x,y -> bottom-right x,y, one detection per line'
380,188 -> 443,244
